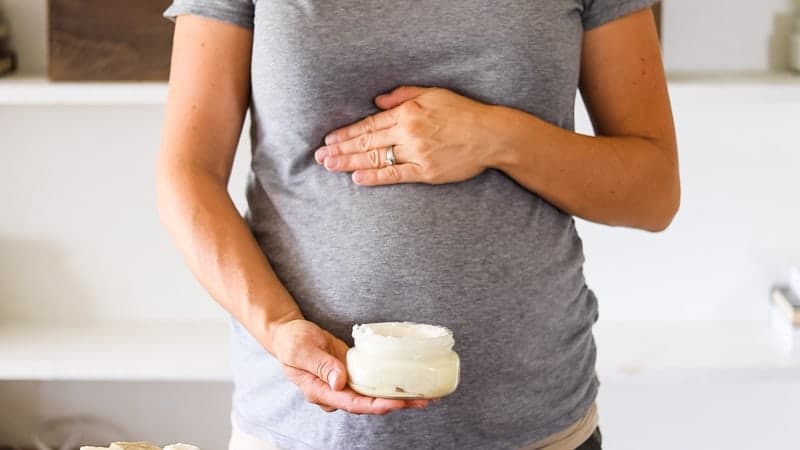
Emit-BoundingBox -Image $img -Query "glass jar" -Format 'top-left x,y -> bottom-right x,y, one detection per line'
346,322 -> 460,399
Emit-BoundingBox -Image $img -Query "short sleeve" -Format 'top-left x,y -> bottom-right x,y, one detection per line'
581,0 -> 658,31
164,0 -> 255,30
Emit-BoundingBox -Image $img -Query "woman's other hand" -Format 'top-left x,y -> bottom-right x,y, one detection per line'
272,319 -> 430,414
315,87 -> 497,186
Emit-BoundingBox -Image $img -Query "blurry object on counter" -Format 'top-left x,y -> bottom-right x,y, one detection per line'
33,416 -> 128,450
769,285 -> 800,354
48,0 -> 173,81
791,13 -> 800,72
0,5 -> 17,77
789,263 -> 800,297
771,285 -> 800,325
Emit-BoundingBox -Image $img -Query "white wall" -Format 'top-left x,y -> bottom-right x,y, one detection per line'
0,106 -> 252,323
663,0 -> 800,72
574,84 -> 800,322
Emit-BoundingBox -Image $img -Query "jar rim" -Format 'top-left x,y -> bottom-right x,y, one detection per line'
352,322 -> 455,350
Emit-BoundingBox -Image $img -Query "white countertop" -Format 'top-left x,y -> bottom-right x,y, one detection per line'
1,320 -> 798,382
0,74 -> 168,105
2,72 -> 799,106
0,321 -> 230,381
593,320 -> 800,381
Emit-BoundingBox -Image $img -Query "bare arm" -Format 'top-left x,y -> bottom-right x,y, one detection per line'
157,15 -> 302,350
488,8 -> 680,231
157,15 -> 422,414
317,8 -> 679,232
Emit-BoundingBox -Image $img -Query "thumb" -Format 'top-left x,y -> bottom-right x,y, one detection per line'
292,344 -> 347,391
375,86 -> 429,110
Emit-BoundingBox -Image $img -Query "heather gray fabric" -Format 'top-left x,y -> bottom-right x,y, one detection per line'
165,1 -> 656,449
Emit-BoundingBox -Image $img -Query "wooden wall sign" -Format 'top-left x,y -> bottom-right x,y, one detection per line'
48,0 -> 174,81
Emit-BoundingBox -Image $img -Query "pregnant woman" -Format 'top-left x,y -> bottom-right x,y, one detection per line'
158,1 -> 679,449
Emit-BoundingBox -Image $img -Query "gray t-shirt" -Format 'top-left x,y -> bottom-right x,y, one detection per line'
164,1 -> 655,449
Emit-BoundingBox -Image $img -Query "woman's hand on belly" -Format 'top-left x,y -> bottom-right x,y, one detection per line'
314,86 -> 496,186
272,319 -> 430,415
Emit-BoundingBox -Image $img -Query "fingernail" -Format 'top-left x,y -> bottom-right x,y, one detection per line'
328,370 -> 340,389
324,156 -> 338,170
324,134 -> 339,145
314,148 -> 328,163
352,172 -> 363,184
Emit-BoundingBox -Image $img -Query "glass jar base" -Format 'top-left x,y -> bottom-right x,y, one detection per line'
348,382 -> 432,399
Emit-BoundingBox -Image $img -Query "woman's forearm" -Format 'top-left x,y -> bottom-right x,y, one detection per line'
485,105 -> 680,232
156,164 -> 303,354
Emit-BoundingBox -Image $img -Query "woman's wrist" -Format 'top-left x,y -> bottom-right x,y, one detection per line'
251,306 -> 305,356
481,105 -> 536,174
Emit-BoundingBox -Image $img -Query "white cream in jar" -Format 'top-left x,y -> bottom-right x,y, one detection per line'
346,322 -> 460,399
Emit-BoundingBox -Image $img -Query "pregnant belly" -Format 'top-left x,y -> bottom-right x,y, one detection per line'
251,169 -> 584,344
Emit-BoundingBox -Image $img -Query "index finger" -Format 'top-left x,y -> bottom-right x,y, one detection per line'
325,109 -> 398,145
321,384 -> 430,415
300,370 -> 428,414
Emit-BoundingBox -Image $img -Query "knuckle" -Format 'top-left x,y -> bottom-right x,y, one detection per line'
418,162 -> 436,182
398,101 -> 414,116
344,398 -> 359,414
368,149 -> 380,168
314,357 -> 333,381
386,165 -> 402,182
406,100 -> 424,113
303,390 -> 318,404
358,133 -> 372,152
405,119 -> 424,136
363,115 -> 376,133
313,402 -> 334,413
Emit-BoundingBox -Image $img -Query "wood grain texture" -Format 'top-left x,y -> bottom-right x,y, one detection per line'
48,0 -> 173,81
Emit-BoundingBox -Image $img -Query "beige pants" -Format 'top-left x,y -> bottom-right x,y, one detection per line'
228,418 -> 281,450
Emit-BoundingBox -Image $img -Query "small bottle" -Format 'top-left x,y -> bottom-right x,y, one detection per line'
0,10 -> 17,77
346,322 -> 460,399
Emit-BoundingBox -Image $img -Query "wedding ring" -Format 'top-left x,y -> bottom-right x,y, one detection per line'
386,146 -> 396,166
